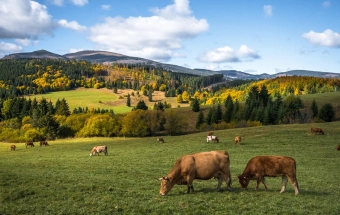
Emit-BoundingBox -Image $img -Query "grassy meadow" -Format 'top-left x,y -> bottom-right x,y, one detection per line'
1,121 -> 339,214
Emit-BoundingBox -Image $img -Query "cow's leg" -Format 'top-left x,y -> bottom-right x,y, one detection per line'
280,175 -> 288,193
287,175 -> 299,195
220,172 -> 232,192
216,174 -> 223,191
261,177 -> 268,190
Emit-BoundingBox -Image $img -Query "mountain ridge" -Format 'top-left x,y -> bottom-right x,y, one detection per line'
2,49 -> 340,79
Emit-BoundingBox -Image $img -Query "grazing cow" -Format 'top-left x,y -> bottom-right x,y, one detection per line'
90,146 -> 108,156
40,141 -> 49,146
10,145 -> 16,151
337,144 -> 340,151
25,141 -> 34,148
159,150 -> 232,195
157,137 -> 165,143
207,135 -> 219,143
311,127 -> 324,135
238,156 -> 299,195
234,136 -> 241,144
208,131 -> 214,136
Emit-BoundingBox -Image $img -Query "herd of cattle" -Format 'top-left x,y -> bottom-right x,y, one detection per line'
8,126 -> 338,196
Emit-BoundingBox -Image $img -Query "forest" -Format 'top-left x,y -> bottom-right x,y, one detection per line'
0,58 -> 339,142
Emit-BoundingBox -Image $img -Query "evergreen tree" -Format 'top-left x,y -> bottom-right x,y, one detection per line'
205,107 -> 213,125
127,94 -> 131,107
191,99 -> 200,112
38,113 -> 60,140
216,104 -> 223,121
55,98 -> 70,116
148,90 -> 153,102
311,99 -> 318,118
196,110 -> 204,129
135,100 -> 148,110
318,103 -> 335,122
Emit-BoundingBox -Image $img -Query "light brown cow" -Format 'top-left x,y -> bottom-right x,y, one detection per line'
10,145 -> 16,151
90,146 -> 108,156
234,136 -> 241,144
25,141 -> 34,148
159,150 -> 232,195
311,127 -> 324,135
40,141 -> 49,146
157,137 -> 165,143
238,156 -> 299,195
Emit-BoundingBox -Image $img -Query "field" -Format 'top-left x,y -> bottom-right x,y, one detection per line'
27,88 -> 190,114
1,122 -> 339,214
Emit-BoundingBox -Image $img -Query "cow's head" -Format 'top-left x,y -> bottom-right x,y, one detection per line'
159,176 -> 173,195
238,175 -> 250,189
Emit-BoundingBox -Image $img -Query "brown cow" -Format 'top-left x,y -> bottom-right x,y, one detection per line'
25,141 -> 34,148
157,137 -> 165,143
159,150 -> 232,195
40,141 -> 49,146
311,127 -> 324,135
238,156 -> 299,195
234,136 -> 241,144
10,145 -> 16,151
90,146 -> 108,156
337,144 -> 340,151
208,131 -> 214,136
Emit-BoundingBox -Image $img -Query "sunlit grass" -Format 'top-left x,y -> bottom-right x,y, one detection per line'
1,122 -> 339,214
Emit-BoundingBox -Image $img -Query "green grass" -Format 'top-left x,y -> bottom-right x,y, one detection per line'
26,88 -> 132,114
1,122 -> 339,214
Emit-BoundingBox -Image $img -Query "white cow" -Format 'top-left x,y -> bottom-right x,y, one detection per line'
207,136 -> 219,143
90,145 -> 108,156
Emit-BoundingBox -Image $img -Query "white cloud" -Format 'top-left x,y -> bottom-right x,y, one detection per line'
101,5 -> 110,11
58,19 -> 87,31
302,29 -> 340,48
49,0 -> 63,6
322,1 -> 331,8
199,45 -> 260,63
71,0 -> 88,6
15,38 -> 31,46
89,0 -> 208,61
0,0 -> 55,39
68,48 -> 84,53
263,5 -> 273,17
0,42 -> 22,56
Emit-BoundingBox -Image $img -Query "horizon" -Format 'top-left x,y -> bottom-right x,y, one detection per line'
0,0 -> 339,75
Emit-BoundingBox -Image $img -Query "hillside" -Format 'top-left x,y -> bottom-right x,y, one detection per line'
2,50 -> 339,79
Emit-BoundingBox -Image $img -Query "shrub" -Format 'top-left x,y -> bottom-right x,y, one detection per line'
318,103 -> 335,122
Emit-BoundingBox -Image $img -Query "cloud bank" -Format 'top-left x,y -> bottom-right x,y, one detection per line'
89,0 -> 209,61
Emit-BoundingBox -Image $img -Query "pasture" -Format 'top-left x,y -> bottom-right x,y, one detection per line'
1,122 -> 339,214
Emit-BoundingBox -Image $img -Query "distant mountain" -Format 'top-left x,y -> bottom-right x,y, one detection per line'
2,50 -> 339,79
2,50 -> 68,60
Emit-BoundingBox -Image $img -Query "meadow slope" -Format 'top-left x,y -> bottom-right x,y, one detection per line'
1,122 -> 339,214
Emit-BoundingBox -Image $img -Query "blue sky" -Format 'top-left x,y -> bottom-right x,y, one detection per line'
0,0 -> 339,74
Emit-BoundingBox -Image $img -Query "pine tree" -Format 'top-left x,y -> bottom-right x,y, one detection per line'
311,99 -> 318,118
196,110 -> 204,129
191,99 -> 200,112
127,94 -> 131,107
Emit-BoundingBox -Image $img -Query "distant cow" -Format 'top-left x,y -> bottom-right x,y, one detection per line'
234,136 -> 241,144
25,141 -> 34,148
337,144 -> 340,151
208,131 -> 214,136
238,156 -> 299,195
159,150 -> 232,195
90,146 -> 108,156
207,136 -> 219,143
157,137 -> 165,143
311,127 -> 324,135
40,141 -> 49,146
10,145 -> 16,151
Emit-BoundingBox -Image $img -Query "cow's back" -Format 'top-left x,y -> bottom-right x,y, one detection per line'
246,156 -> 296,176
190,151 -> 230,179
